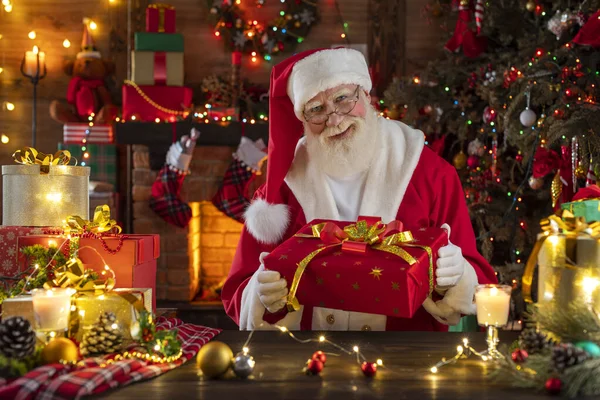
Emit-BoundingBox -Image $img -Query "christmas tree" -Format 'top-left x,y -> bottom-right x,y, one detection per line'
383,0 -> 600,319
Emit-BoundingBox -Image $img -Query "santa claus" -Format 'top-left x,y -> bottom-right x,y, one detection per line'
222,48 -> 497,331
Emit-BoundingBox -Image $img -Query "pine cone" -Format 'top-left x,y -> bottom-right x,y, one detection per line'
519,328 -> 552,354
80,312 -> 124,357
0,317 -> 36,359
552,343 -> 589,372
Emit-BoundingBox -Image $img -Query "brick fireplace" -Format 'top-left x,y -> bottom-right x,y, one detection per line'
130,144 -> 264,302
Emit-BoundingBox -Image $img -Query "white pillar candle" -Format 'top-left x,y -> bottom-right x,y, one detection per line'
475,284 -> 511,327
31,288 -> 73,332
24,46 -> 46,77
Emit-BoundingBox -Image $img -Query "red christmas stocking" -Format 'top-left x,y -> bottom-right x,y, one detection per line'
444,0 -> 487,58
211,137 -> 267,222
149,129 -> 200,228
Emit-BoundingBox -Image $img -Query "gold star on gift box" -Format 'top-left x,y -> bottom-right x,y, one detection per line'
369,267 -> 383,280
352,282 -> 360,290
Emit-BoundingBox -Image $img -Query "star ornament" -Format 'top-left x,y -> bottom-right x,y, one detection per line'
391,282 -> 400,291
369,267 -> 383,280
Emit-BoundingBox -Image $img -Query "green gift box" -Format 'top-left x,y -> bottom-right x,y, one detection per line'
560,199 -> 600,222
58,143 -> 117,186
134,32 -> 184,52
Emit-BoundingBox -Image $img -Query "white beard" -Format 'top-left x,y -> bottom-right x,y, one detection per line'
304,104 -> 380,179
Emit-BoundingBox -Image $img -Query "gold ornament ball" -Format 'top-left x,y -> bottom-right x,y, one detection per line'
575,165 -> 586,179
41,338 -> 79,364
196,341 -> 233,378
525,0 -> 535,12
453,151 -> 468,170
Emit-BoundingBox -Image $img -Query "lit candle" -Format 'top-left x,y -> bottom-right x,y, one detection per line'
31,288 -> 73,332
24,46 -> 46,77
475,284 -> 511,327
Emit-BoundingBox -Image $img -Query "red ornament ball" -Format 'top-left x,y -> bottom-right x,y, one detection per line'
486,195 -> 493,204
511,349 -> 528,364
483,106 -> 497,123
312,351 -> 327,365
361,361 -> 377,378
545,377 -> 562,395
306,359 -> 324,375
515,153 -> 523,163
467,155 -> 480,169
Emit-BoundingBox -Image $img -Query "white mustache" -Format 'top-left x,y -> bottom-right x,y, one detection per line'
322,119 -> 357,138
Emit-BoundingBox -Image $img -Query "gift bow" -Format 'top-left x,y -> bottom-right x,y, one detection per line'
571,184 -> 600,202
44,257 -> 115,295
522,210 -> 600,303
287,217 -> 434,312
13,147 -> 72,169
64,205 -> 122,235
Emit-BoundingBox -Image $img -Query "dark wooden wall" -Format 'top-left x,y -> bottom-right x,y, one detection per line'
0,0 -> 445,173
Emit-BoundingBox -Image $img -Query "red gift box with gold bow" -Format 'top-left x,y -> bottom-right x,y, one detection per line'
262,216 -> 448,318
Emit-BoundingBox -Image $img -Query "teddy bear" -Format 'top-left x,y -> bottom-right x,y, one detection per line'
49,19 -> 118,124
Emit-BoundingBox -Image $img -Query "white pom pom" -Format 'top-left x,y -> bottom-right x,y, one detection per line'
520,108 -> 537,127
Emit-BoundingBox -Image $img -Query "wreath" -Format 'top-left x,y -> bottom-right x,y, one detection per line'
209,0 -> 319,59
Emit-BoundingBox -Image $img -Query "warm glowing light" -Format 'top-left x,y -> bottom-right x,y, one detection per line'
242,346 -> 249,354
430,366 -> 438,373
251,56 -> 257,62
376,359 -> 383,366
462,338 -> 468,345
457,345 -> 463,353
341,33 -> 346,38
89,21 -> 97,30
1,135 -> 9,144
46,192 -> 63,202
63,39 -> 71,48
4,4 -> 12,12
319,336 -> 325,342
33,46 -> 39,54
413,77 -> 420,84
353,346 -> 359,352
28,31 -> 36,40
279,326 -> 287,332
111,323 -> 118,330
155,118 -> 160,123
214,31 -> 220,37
5,102 -> 15,111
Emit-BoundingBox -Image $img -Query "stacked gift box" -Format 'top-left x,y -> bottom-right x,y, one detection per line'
0,148 -> 158,342
122,4 -> 192,122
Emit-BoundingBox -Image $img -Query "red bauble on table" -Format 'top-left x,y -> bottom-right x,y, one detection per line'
545,377 -> 562,395
312,351 -> 327,365
361,362 -> 377,377
306,359 -> 324,375
511,349 -> 528,363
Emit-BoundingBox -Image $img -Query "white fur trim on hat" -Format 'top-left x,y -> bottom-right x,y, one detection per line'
244,198 -> 290,244
287,48 -> 372,121
77,51 -> 102,59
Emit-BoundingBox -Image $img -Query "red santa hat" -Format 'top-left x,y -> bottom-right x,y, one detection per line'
244,47 -> 372,244
78,18 -> 101,59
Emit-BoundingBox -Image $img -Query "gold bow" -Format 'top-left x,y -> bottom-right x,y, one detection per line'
13,147 -> 72,167
64,205 -> 122,236
523,210 -> 600,303
44,257 -> 115,295
287,219 -> 433,312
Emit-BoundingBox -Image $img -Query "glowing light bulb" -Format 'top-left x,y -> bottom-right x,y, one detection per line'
63,39 -> 71,48
353,346 -> 359,352
5,102 -> 15,111
319,336 -> 325,342
28,31 -> 36,40
431,366 -> 438,373
4,4 -> 12,12
1,134 -> 9,144
89,21 -> 97,30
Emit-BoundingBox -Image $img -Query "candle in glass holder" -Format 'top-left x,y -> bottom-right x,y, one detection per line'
31,288 -> 73,332
24,46 -> 46,77
475,284 -> 511,327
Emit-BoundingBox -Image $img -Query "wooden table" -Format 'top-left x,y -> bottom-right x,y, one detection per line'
99,331 -> 547,399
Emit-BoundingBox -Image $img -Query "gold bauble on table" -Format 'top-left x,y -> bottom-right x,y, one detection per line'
453,151 -> 468,170
41,337 -> 79,364
525,0 -> 536,12
196,341 -> 233,378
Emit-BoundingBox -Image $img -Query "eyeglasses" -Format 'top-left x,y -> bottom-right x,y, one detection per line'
303,86 -> 360,125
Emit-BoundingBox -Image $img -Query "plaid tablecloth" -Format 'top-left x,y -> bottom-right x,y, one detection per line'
0,317 -> 221,399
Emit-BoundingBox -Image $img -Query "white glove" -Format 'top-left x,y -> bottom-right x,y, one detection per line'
436,223 -> 465,288
256,252 -> 288,313
166,128 -> 201,171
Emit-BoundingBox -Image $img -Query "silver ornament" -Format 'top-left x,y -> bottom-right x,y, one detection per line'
528,176 -> 544,190
232,353 -> 255,378
519,108 -> 537,127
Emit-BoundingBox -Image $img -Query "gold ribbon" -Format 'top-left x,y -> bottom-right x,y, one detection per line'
64,205 -> 122,236
12,147 -> 73,174
287,219 -> 433,312
148,4 -> 174,33
523,210 -> 600,302
44,257 -> 115,295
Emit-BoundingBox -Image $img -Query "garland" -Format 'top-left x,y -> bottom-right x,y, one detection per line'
209,0 -> 319,58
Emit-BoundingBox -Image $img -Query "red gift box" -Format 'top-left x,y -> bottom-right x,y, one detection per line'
78,234 -> 160,310
122,84 -> 192,122
0,227 -> 63,277
146,4 -> 176,33
263,217 -> 447,318
63,123 -> 114,144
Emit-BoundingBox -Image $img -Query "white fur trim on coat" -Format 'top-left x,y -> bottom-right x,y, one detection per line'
244,199 -> 290,245
239,256 -> 302,331
423,260 -> 479,326
287,48 -> 372,121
